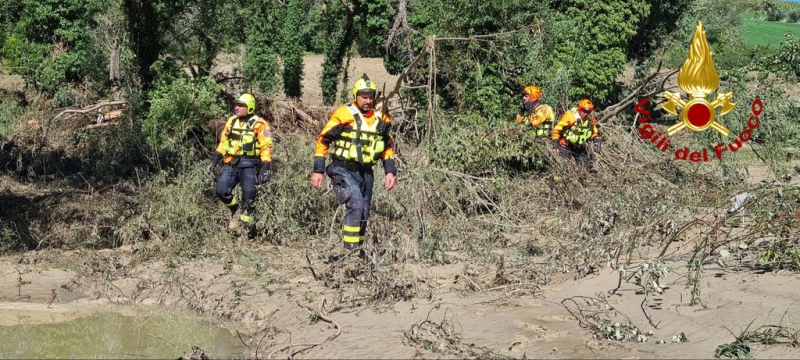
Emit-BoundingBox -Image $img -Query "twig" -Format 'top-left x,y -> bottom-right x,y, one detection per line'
485,282 -> 540,293
296,297 -> 342,341
305,253 -> 320,280
83,122 -> 120,130
236,330 -> 251,349
597,61 -> 665,123
455,274 -> 483,291
49,100 -> 127,123
268,299 -> 342,359
430,167 -> 492,181
267,343 -> 323,359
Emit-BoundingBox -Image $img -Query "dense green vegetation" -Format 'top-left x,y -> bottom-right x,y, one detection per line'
0,0 -> 798,290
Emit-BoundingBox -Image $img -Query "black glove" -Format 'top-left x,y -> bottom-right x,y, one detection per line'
257,163 -> 271,184
207,153 -> 221,175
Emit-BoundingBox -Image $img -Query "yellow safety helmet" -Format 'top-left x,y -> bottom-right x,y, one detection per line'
523,85 -> 541,102
578,99 -> 594,111
352,74 -> 377,100
234,93 -> 257,115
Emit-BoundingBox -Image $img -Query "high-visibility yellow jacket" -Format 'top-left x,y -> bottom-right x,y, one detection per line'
215,115 -> 273,164
552,108 -> 599,147
516,102 -> 555,137
314,102 -> 396,174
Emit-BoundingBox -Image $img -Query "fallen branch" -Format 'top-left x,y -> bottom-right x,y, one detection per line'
296,297 -> 342,341
267,298 -> 341,359
50,100 -> 127,123
597,62 -> 665,123
273,100 -> 321,128
267,342 -> 323,360
380,42 -> 429,110
83,122 -> 120,131
305,253 -> 321,280
455,274 -> 483,291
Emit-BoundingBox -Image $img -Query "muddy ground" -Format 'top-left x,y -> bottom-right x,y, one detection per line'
5,225 -> 800,359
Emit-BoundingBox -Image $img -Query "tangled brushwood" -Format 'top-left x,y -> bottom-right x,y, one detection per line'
402,307 -> 510,358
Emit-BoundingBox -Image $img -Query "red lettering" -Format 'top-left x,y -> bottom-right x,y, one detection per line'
728,139 -> 743,152
714,143 -> 727,159
740,128 -> 752,142
635,98 -> 652,123
639,124 -> 655,140
650,132 -> 661,144
690,151 -> 702,162
657,137 -> 669,152
752,98 -> 763,116
748,115 -> 759,129
675,147 -> 688,160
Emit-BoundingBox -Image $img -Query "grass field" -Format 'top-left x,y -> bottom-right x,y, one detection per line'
743,12 -> 800,48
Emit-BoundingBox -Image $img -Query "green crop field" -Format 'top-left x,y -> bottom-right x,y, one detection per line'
742,12 -> 800,48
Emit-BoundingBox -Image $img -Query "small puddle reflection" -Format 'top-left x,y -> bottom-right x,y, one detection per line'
0,311 -> 247,359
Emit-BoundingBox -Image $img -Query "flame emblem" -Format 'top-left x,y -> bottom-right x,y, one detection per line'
661,21 -> 736,136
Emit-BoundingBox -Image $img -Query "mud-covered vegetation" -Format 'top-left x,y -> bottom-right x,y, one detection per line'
1,0 -> 800,358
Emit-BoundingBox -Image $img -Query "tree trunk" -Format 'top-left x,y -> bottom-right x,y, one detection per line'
109,43 -> 121,81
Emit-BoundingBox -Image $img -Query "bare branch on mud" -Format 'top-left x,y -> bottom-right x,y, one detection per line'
305,252 -> 321,281
266,298 -> 341,359
297,297 -> 342,340
562,295 -> 651,342
16,268 -> 31,297
403,307 -> 510,358
454,274 -> 483,291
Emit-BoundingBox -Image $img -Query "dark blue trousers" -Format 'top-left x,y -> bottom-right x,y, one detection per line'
327,164 -> 374,250
216,165 -> 258,219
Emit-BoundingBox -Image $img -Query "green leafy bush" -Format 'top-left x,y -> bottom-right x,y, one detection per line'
0,33 -> 25,73
431,112 -> 547,174
142,74 -> 226,165
789,9 -> 800,23
767,7 -> 785,21
242,0 -> 283,94
10,0 -> 103,95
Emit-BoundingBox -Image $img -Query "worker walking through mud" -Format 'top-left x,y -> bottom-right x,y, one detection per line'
311,74 -> 397,253
208,93 -> 274,235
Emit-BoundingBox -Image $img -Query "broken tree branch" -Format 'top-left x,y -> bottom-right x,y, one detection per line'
50,100 -> 127,123
380,43 -> 429,110
596,62 -> 664,123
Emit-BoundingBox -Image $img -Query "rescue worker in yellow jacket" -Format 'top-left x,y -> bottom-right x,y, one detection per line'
515,85 -> 554,138
551,99 -> 601,168
208,93 -> 274,231
311,74 -> 397,251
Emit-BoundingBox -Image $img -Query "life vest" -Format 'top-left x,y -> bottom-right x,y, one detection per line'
563,108 -> 593,145
330,105 -> 388,165
526,104 -> 553,137
223,115 -> 266,157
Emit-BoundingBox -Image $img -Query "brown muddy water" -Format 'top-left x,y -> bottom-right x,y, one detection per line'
0,311 -> 247,359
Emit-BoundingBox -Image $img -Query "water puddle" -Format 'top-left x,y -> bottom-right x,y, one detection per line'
0,311 -> 247,359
